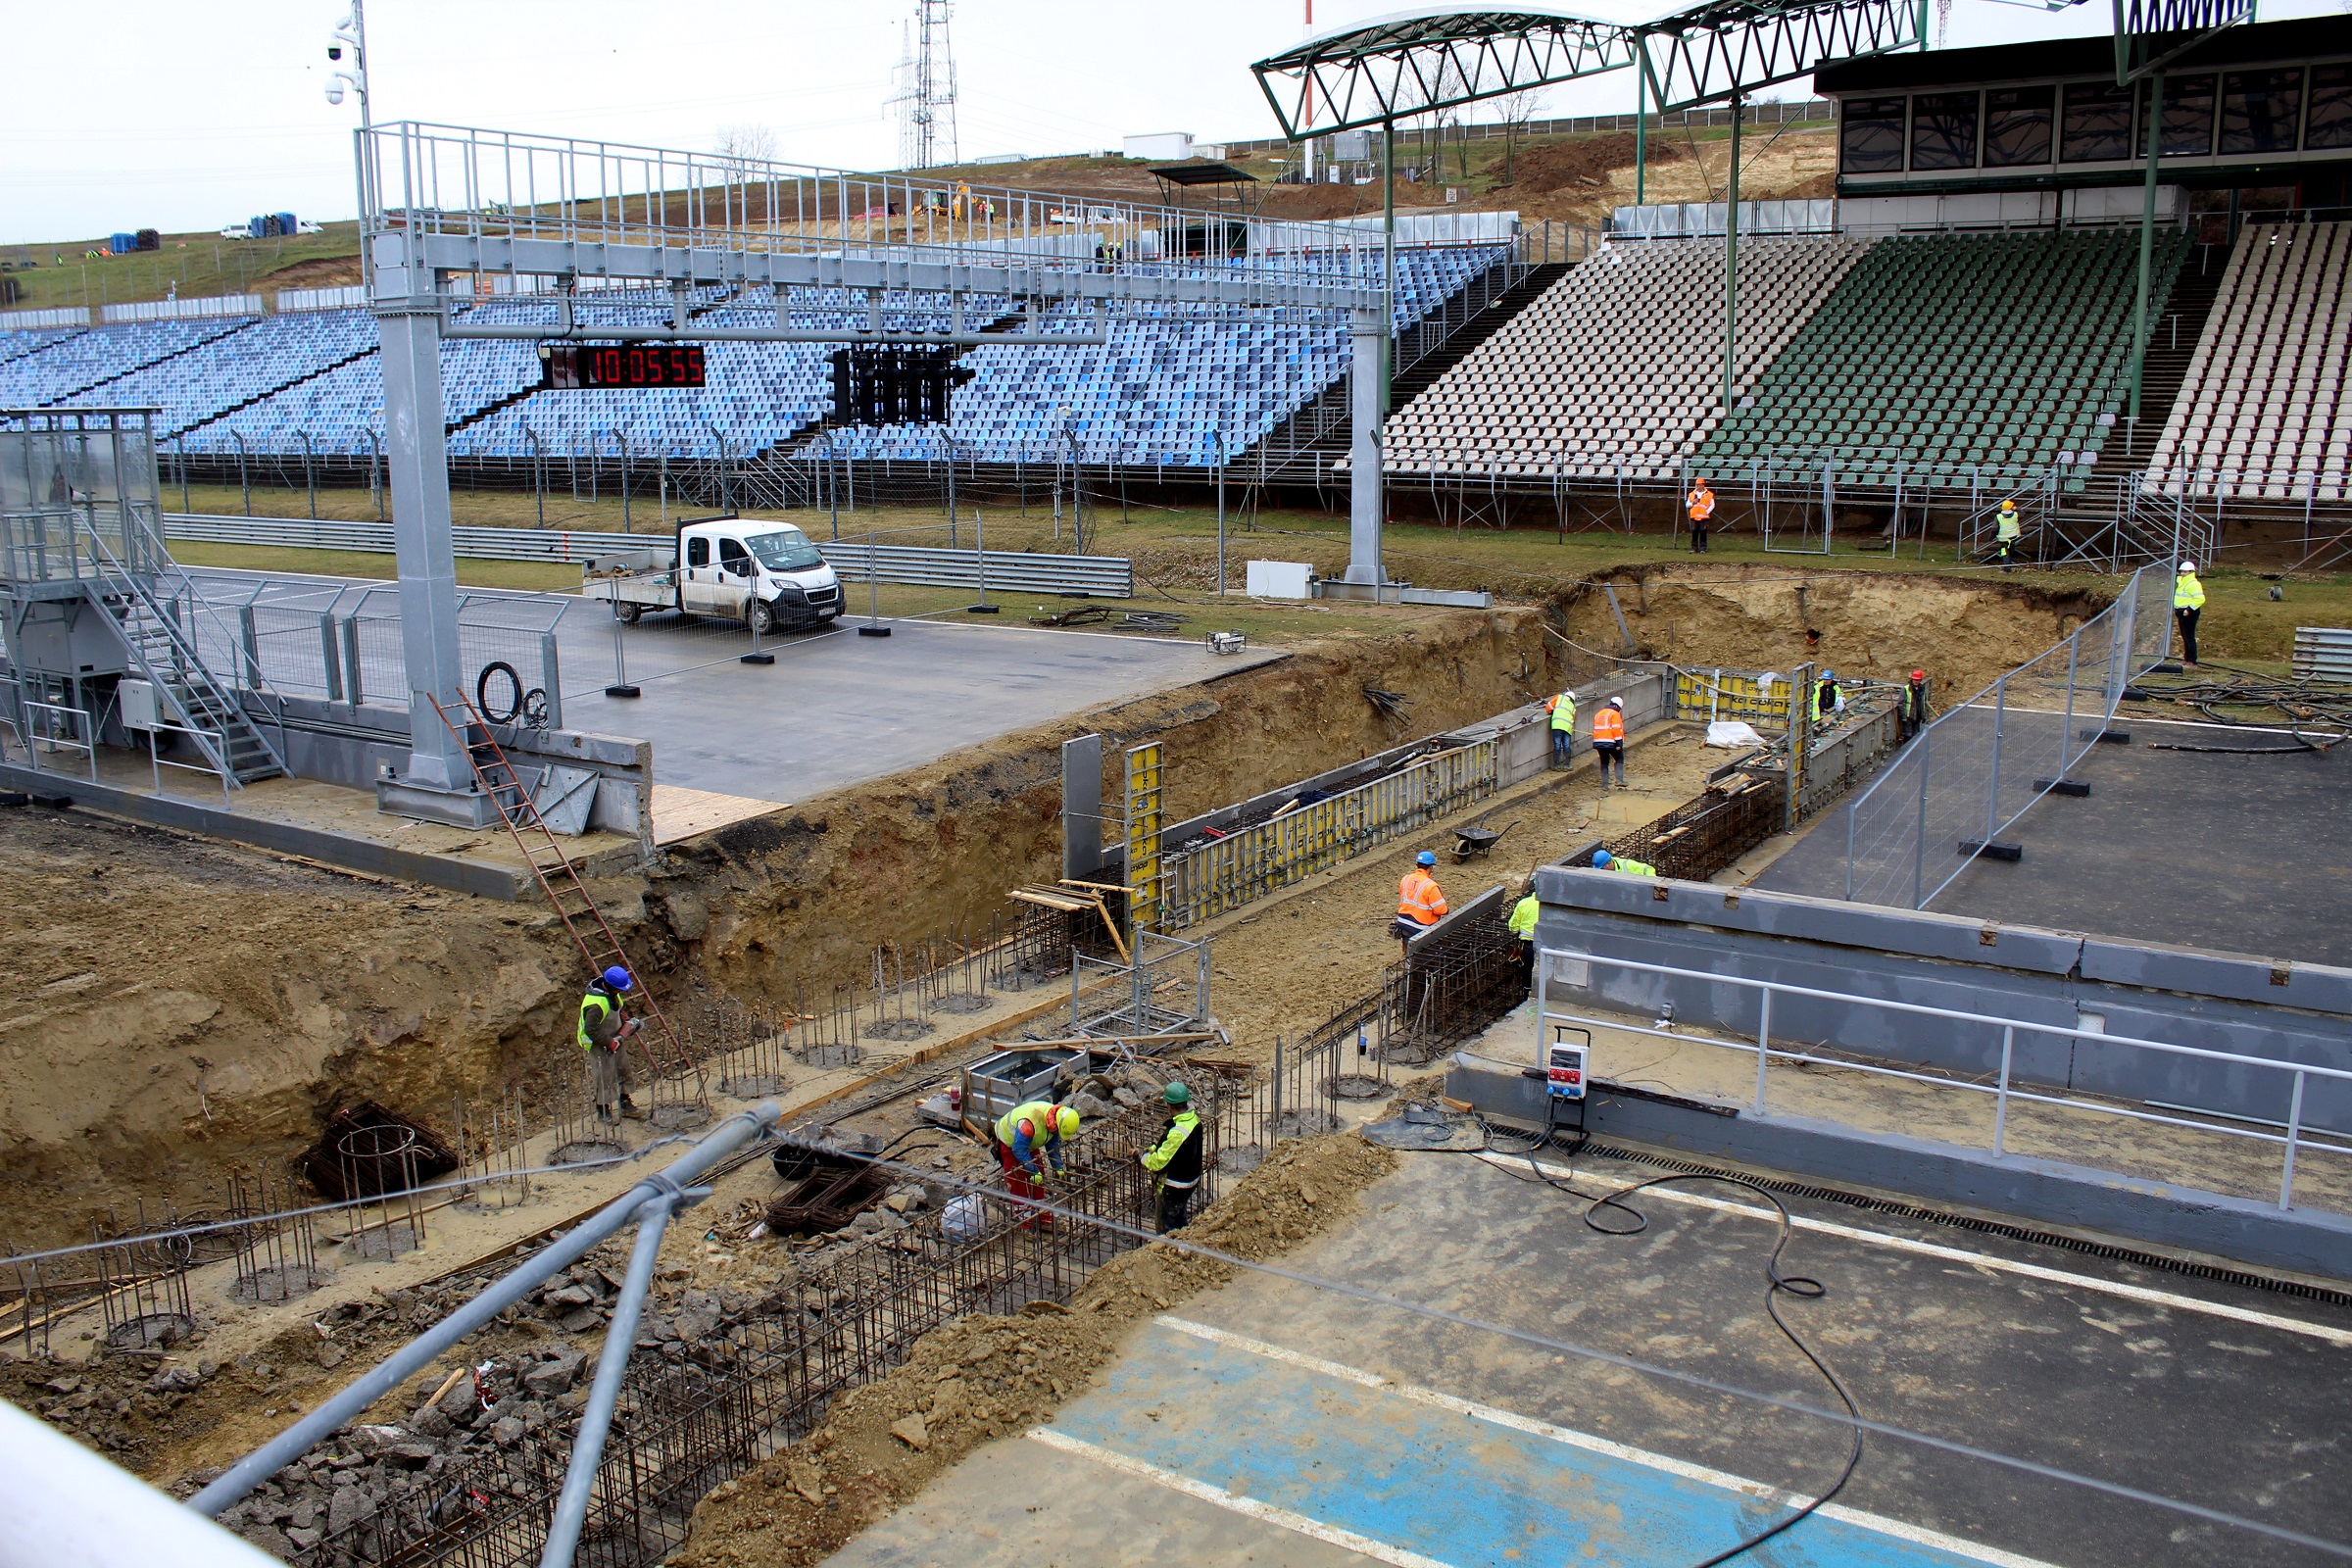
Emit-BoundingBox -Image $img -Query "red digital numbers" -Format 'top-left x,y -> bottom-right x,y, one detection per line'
556,344 -> 708,389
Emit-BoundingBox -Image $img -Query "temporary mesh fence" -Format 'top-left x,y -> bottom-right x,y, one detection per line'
1838,563 -> 2170,909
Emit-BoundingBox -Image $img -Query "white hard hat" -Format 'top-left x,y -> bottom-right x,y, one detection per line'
2180,560 -> 2196,572
1608,696 -> 1624,709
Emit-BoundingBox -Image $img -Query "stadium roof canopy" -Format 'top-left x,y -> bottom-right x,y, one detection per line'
1250,0 -> 2253,132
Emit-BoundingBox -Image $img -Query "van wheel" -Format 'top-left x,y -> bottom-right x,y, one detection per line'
751,599 -> 780,636
615,602 -> 643,624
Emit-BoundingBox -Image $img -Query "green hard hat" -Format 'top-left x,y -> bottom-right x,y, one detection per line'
1162,1082 -> 1192,1105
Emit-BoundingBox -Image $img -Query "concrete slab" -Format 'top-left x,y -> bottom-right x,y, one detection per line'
562,614 -> 1280,806
830,1151 -> 2352,1568
1752,722 -> 2352,967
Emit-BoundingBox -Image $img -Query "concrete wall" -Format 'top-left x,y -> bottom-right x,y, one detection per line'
1445,1050 -> 2352,1281
269,695 -> 655,847
1529,869 -> 2352,1134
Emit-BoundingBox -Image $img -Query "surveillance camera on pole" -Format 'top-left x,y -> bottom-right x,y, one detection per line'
322,3 -> 369,127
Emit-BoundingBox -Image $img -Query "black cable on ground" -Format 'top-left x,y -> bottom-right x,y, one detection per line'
1404,1108 -> 1863,1568
1583,1172 -> 1866,1567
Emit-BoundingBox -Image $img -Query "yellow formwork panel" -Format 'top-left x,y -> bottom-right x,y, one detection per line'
1676,668 -> 1791,724
1124,742 -> 1163,935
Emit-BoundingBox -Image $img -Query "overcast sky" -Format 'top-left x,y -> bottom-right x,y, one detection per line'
3,1 -> 2336,244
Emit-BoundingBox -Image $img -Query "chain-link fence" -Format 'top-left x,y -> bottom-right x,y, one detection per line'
1838,563 -> 2171,909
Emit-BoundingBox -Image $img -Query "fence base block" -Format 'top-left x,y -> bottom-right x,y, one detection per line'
739,653 -> 775,665
605,684 -> 642,699
1958,838 -> 2024,862
2080,727 -> 2132,745
2033,778 -> 2093,797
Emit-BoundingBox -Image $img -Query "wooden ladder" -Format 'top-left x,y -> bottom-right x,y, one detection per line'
426,693 -> 697,1087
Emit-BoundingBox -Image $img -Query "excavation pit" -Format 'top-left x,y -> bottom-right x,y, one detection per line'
719,1073 -> 792,1099
550,1139 -> 627,1167
107,1312 -> 194,1350
863,1018 -> 935,1042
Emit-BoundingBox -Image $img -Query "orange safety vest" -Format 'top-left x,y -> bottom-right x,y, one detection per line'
1687,486 -> 1715,521
1397,870 -> 1448,926
1592,707 -> 1625,744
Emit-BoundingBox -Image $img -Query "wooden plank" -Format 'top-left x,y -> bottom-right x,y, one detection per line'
650,785 -> 789,846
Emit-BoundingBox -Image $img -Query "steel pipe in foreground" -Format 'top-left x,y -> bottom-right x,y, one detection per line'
188,1102 -> 782,1519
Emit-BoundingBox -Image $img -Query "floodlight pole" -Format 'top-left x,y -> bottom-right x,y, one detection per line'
1634,55 -> 1647,207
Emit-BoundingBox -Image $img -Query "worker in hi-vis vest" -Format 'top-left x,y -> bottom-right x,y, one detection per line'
1993,499 -> 2023,572
1395,850 -> 1448,950
1686,476 -> 1715,554
1592,849 -> 1656,877
1544,688 -> 1577,769
993,1100 -> 1079,1227
1506,879 -> 1541,987
1140,1082 -> 1204,1234
1591,696 -> 1628,787
2174,560 -> 2206,666
577,965 -> 643,1125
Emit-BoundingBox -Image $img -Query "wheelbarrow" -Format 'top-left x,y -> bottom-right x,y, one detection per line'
1449,819 -> 1517,863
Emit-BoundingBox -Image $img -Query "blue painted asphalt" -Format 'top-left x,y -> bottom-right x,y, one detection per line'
1042,1319 -> 2028,1568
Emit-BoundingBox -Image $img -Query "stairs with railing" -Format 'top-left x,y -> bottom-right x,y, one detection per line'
72,520 -> 287,785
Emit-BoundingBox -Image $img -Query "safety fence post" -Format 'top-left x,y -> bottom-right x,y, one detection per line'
1993,1025 -> 2015,1156
1752,988 -> 1772,1114
2281,1071 -> 2306,1210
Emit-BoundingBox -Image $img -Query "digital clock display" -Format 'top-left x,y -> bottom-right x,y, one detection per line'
539,343 -> 708,390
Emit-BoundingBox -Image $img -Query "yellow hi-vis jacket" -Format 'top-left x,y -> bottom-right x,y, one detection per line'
1610,857 -> 1658,877
995,1101 -> 1070,1172
1995,506 -> 2023,542
1507,893 -> 1540,939
2175,570 -> 2205,611
577,989 -> 622,1051
1546,692 -> 1577,731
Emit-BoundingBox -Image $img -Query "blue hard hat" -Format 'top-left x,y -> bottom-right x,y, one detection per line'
1821,669 -> 1835,680
1592,850 -> 1613,867
602,965 -> 634,992
1415,851 -> 1437,867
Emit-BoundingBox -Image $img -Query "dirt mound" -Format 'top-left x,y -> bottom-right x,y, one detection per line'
670,1134 -> 1396,1568
261,255 -> 362,293
1564,564 -> 2114,705
1503,131 -> 1685,195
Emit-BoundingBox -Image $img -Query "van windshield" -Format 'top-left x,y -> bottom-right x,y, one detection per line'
745,529 -> 824,572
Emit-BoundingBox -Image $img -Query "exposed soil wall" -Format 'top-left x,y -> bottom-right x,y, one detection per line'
0,612 -> 1552,1254
0,809 -> 579,1252
1560,564 -> 2115,702
669,610 -> 1558,1001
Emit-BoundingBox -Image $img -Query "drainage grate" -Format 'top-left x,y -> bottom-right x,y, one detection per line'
1583,1142 -> 2352,1310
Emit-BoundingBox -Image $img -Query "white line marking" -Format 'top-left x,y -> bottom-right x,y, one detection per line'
1471,1151 -> 2352,1348
1026,1426 -> 1457,1568
1156,1316 -> 2059,1568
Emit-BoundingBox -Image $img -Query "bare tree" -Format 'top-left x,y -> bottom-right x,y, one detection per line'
713,123 -> 779,178
1496,88 -> 1550,185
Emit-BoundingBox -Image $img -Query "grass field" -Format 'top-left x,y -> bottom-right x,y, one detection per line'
165,482 -> 2352,664
5,224 -> 366,316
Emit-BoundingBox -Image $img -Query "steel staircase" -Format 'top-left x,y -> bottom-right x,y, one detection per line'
73,520 -> 287,785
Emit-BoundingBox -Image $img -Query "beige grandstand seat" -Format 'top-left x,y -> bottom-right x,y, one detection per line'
1381,236 -> 1873,481
2150,222 -> 2352,503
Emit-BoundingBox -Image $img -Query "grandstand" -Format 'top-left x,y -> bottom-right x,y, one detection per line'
0,246 -> 1498,473
1383,236 -> 1870,481
2151,221 -> 2351,501
1693,227 -> 2190,491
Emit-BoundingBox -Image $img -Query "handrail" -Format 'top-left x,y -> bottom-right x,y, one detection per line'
1534,945 -> 2346,1212
58,513 -> 289,785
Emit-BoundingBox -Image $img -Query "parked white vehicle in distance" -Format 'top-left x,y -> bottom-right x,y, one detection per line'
584,516 -> 843,635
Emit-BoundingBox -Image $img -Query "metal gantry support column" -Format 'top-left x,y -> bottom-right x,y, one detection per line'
2131,72 -> 2166,425
1723,90 -> 1742,413
1346,306 -> 1387,585
372,232 -> 481,814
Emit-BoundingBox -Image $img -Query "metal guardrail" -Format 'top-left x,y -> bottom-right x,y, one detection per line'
1533,947 -> 2352,1215
1156,738 -> 1500,930
160,513 -> 1133,596
2292,627 -> 2352,682
818,539 -> 1132,597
